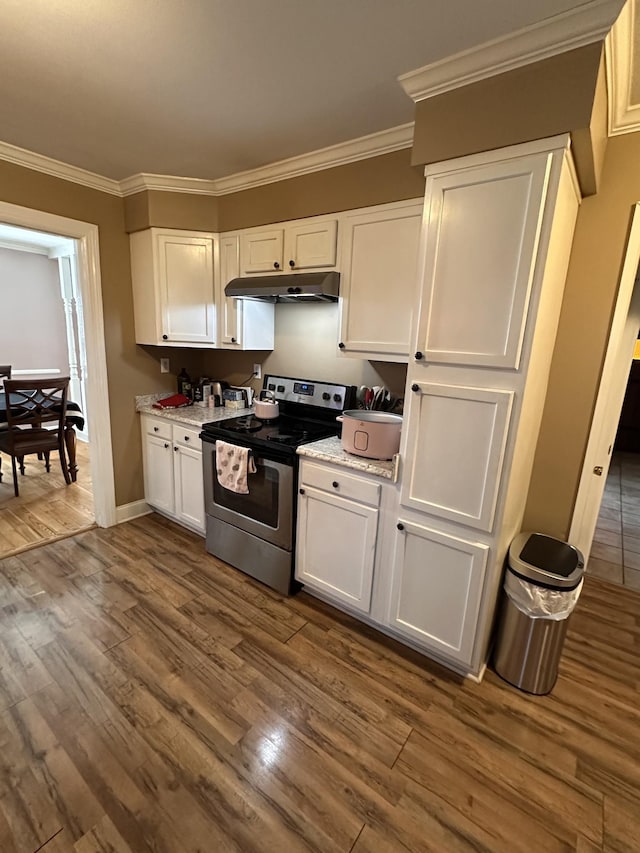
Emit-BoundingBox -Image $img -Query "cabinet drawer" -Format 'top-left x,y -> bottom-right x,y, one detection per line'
172,424 -> 202,450
143,417 -> 172,441
300,462 -> 380,506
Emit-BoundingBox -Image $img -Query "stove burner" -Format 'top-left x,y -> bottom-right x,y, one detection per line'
266,433 -> 297,444
225,417 -> 261,433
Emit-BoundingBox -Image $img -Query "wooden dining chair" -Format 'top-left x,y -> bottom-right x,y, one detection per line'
0,378 -> 71,496
0,365 -> 10,386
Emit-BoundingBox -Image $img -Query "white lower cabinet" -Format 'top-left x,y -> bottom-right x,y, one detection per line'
296,461 -> 381,613
387,519 -> 489,667
141,415 -> 205,535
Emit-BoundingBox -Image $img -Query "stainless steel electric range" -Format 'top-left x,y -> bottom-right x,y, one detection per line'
200,374 -> 356,595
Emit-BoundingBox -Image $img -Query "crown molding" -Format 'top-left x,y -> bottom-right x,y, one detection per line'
210,122 -> 415,195
399,0 -> 624,103
0,139 -> 122,196
119,122 -> 414,197
119,173 -> 218,197
606,0 -> 640,135
1,122 -> 414,199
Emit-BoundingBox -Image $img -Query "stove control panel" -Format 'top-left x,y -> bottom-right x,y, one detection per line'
264,375 -> 352,411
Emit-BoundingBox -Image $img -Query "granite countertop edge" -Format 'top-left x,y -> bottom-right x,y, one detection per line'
297,436 -> 395,480
136,395 -> 253,427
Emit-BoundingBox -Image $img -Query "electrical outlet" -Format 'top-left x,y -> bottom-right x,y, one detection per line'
253,363 -> 262,380
160,358 -> 170,374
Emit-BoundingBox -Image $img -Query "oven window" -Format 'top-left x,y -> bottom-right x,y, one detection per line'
213,457 -> 281,528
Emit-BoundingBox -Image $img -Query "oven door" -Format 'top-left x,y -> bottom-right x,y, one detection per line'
203,438 -> 293,550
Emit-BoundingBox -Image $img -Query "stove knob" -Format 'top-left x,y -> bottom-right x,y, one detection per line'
333,394 -> 342,403
322,392 -> 330,401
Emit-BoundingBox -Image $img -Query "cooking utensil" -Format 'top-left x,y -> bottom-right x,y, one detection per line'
254,389 -> 279,420
336,410 -> 402,459
365,388 -> 373,410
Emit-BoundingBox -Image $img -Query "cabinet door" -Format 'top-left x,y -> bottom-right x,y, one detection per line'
219,235 -> 242,347
339,203 -> 422,360
174,444 -> 205,534
388,520 -> 489,666
415,152 -> 551,369
157,234 -> 215,343
401,382 -> 513,532
240,229 -> 284,274
296,486 -> 378,613
284,220 -> 337,270
142,433 -> 174,515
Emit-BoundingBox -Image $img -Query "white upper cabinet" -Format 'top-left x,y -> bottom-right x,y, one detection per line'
240,229 -> 285,274
338,200 -> 422,362
414,153 -> 551,369
131,228 -> 215,347
239,217 -> 337,275
285,219 -> 338,270
217,234 -> 274,350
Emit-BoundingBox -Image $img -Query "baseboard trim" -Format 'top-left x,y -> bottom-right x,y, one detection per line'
116,500 -> 151,524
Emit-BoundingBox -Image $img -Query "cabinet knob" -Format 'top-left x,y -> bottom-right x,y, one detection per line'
231,337 -> 237,343
338,342 -> 345,350
299,488 -> 305,495
397,522 -> 404,531
289,259 -> 295,268
162,334 -> 168,340
411,383 -> 420,393
164,442 -> 169,448
184,436 -> 189,442
274,261 -> 280,269
414,351 -> 423,360
174,446 -> 178,452
153,426 -> 159,432
332,481 -> 339,489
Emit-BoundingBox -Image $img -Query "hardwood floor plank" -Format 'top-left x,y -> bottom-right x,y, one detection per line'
73,815 -> 134,852
0,517 -> 638,851
3,698 -> 104,843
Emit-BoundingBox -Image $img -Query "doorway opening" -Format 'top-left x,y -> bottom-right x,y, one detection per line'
0,225 -> 95,556
570,202 -> 640,590
0,200 -> 115,557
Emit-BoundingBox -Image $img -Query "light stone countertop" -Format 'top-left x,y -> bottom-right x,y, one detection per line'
135,394 -> 253,428
297,436 -> 398,481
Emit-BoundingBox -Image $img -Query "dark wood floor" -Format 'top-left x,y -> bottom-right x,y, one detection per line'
0,514 -> 638,852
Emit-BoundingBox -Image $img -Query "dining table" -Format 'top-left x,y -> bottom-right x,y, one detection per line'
0,393 -> 85,482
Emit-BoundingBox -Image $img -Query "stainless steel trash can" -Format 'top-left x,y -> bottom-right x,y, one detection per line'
493,532 -> 584,695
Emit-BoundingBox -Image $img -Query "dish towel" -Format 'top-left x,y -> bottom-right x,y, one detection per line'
215,440 -> 256,494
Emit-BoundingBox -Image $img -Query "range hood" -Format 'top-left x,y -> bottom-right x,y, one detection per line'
225,271 -> 340,303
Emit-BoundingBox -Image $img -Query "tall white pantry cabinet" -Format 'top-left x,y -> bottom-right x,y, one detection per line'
388,135 -> 580,678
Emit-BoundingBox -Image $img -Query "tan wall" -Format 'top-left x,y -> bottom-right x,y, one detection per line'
124,149 -> 425,234
412,43 -> 604,194
0,161 -> 177,506
524,132 -> 640,538
218,149 -> 425,230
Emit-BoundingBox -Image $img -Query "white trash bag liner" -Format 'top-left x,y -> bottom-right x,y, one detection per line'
504,571 -> 583,621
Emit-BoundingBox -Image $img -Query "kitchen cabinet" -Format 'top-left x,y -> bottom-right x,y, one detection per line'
295,460 -> 381,613
394,135 -> 581,676
130,229 -> 215,346
217,234 -> 275,350
338,199 -> 422,362
388,519 -> 489,665
141,415 -> 205,534
239,217 -> 337,274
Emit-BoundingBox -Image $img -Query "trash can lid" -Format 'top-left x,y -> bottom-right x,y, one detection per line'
508,532 -> 584,590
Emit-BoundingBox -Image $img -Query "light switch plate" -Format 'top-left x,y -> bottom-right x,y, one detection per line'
160,358 -> 170,373
253,363 -> 262,380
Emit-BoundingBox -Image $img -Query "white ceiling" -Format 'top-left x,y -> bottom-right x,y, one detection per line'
0,0 -> 609,181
